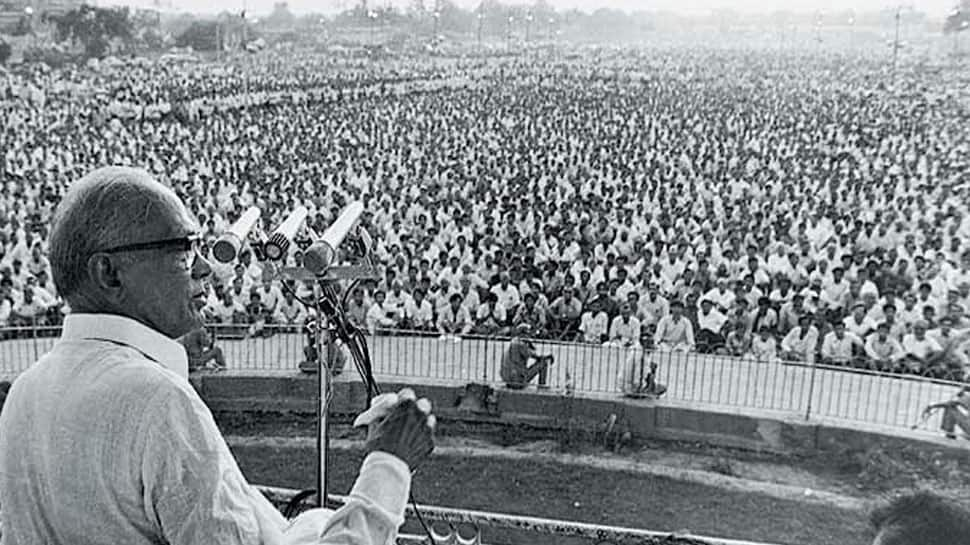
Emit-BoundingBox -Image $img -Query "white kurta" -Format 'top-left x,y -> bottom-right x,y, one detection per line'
0,313 -> 411,545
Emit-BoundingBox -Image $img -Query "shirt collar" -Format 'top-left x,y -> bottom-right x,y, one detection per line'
60,313 -> 189,380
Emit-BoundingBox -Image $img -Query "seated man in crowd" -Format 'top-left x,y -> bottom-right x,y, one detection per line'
403,289 -> 435,332
607,302 -> 641,347
820,321 -> 864,367
244,291 -> 270,337
843,301 -> 877,339
548,286 -> 583,339
724,320 -> 751,357
366,289 -> 397,335
900,320 -> 944,375
274,288 -> 307,330
514,291 -> 549,338
695,298 -> 728,353
780,314 -> 820,363
208,289 -> 247,324
9,285 -> 50,327
864,322 -> 905,371
474,292 -> 508,336
749,326 -> 778,362
345,287 -> 371,330
383,281 -> 413,329
438,292 -> 473,339
579,309 -> 609,344
653,300 -> 695,352
926,316 -> 970,380
499,325 -> 554,390
748,296 -> 778,336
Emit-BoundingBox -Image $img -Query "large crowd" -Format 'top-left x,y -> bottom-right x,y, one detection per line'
1,43 -> 969,381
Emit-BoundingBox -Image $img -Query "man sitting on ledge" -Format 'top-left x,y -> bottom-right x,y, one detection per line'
500,324 -> 554,390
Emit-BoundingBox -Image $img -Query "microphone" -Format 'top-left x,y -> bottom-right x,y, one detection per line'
304,201 -> 365,275
263,206 -> 309,261
212,206 -> 261,263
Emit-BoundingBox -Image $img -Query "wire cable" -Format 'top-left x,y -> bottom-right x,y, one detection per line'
280,276 -> 436,545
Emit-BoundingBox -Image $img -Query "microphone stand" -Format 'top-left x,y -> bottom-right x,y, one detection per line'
274,230 -> 378,510
238,206 -> 377,512
313,282 -> 332,509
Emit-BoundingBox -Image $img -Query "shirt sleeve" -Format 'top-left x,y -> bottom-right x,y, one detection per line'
141,382 -> 413,545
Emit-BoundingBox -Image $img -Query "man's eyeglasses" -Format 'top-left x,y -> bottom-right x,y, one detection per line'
96,234 -> 204,271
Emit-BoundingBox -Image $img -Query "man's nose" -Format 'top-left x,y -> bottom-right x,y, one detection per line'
192,250 -> 212,281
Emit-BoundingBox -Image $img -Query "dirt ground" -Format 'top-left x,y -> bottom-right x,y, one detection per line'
232,441 -> 872,545
217,410 -> 970,545
217,411 -> 970,499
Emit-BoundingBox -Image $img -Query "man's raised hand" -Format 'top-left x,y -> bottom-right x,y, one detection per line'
356,388 -> 436,469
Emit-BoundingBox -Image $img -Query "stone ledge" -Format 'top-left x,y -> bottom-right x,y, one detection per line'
193,373 -> 970,461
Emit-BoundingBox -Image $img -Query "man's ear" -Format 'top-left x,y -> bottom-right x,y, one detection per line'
86,254 -> 126,298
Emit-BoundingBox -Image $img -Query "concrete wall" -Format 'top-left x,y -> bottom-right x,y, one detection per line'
193,372 -> 970,462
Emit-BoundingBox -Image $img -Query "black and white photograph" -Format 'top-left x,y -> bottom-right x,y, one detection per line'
0,0 -> 968,543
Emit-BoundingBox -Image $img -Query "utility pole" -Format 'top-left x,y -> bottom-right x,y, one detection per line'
814,11 -> 822,52
431,0 -> 440,42
369,10 -> 377,46
525,11 -> 532,44
847,15 -> 855,51
506,15 -> 513,51
891,5 -> 901,84
477,11 -> 484,52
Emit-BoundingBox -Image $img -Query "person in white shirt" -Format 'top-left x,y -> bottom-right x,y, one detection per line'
843,302 -> 877,339
900,320 -> 944,374
781,315 -> 820,363
0,166 -> 436,545
474,292 -> 508,336
438,293 -> 472,337
0,286 -> 12,327
10,285 -> 49,326
820,266 -> 850,313
383,281 -> 413,328
257,279 -> 284,318
404,289 -> 435,332
653,300 -> 695,352
864,322 -> 905,371
238,250 -> 264,288
274,289 -> 307,327
367,289 -> 398,334
696,298 -> 728,353
749,326 -> 779,363
579,309 -> 609,344
820,322 -> 863,366
702,277 -> 736,312
607,303 -> 641,346
490,272 -> 521,316
926,316 -> 970,380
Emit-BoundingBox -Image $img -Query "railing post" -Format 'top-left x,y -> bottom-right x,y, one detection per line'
482,334 -> 489,383
31,321 -> 39,363
804,359 -> 818,421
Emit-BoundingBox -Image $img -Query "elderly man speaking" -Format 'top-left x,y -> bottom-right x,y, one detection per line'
0,167 -> 436,544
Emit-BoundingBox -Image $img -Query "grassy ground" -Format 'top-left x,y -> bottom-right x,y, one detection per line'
233,444 -> 873,545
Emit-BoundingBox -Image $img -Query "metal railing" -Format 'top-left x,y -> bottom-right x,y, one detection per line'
258,485 -> 777,545
0,324 -> 962,434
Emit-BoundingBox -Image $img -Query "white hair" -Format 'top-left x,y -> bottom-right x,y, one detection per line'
48,166 -> 175,303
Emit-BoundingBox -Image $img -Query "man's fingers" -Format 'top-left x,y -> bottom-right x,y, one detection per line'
399,388 -> 417,402
416,397 -> 432,414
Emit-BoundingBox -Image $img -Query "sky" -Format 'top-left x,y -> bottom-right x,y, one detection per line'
119,0 -> 957,18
